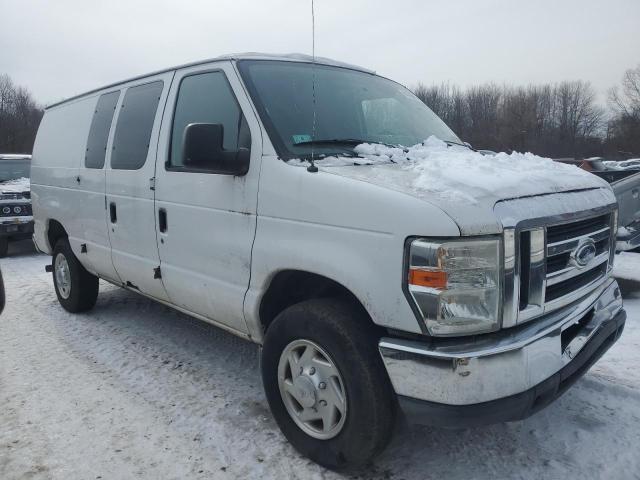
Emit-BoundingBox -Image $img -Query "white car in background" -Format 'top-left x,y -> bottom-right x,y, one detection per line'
0,154 -> 33,257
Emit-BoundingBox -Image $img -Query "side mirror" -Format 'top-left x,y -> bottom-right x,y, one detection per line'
182,123 -> 250,176
183,123 -> 224,168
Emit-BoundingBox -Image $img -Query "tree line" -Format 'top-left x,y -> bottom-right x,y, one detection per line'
0,74 -> 43,154
0,65 -> 639,159
414,64 -> 640,160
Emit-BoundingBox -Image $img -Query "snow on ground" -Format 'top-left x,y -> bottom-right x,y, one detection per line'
1,240 -> 639,479
612,251 -> 640,282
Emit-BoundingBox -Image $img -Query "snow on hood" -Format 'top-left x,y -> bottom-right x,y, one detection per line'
288,136 -> 611,234
0,177 -> 31,194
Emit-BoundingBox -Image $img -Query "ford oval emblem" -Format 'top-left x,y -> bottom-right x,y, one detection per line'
572,238 -> 597,268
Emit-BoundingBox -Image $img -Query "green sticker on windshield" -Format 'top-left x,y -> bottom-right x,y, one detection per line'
292,134 -> 313,144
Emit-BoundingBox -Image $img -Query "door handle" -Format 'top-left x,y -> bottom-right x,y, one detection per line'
158,208 -> 167,233
109,202 -> 117,223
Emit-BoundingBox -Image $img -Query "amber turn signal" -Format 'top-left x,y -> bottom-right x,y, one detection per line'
408,268 -> 448,289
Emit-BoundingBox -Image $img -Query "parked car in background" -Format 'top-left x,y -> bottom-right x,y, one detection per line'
603,158 -> 640,171
579,157 -> 640,251
31,53 -> 625,470
0,154 -> 33,257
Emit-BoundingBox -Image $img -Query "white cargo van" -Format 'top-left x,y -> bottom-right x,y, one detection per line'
31,53 -> 626,470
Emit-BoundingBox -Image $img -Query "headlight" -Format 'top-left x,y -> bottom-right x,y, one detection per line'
13,206 -> 22,214
406,237 -> 501,336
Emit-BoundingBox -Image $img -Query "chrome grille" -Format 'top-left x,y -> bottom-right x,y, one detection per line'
543,213 -> 613,309
504,210 -> 615,328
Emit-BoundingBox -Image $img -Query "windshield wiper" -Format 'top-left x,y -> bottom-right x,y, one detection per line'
443,139 -> 474,150
294,138 -> 399,148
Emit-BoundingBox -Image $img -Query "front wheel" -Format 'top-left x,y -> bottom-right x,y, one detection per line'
52,238 -> 99,312
261,298 -> 396,471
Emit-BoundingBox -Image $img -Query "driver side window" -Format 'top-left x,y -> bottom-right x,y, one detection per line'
169,70 -> 250,171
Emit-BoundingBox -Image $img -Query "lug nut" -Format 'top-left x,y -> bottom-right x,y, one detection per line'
309,367 -> 316,375
299,367 -> 303,375
318,382 -> 326,390
319,400 -> 327,407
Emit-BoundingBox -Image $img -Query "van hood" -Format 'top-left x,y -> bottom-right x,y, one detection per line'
300,137 -> 611,235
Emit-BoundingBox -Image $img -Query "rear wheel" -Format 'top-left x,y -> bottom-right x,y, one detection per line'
52,238 -> 98,312
261,298 -> 396,471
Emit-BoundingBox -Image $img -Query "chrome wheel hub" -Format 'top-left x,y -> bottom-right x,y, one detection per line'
277,339 -> 347,440
292,375 -> 317,408
55,253 -> 71,299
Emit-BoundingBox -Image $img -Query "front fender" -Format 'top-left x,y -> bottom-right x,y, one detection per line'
243,156 -> 460,342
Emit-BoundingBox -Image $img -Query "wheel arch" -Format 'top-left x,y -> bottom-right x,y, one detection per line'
46,219 -> 68,251
258,269 -> 374,334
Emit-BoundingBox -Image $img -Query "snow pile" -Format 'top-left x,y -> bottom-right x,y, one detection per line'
289,136 -> 603,204
603,158 -> 640,170
0,177 -> 30,193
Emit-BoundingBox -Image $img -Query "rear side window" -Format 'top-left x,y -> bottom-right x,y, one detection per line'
111,81 -> 164,170
169,71 -> 250,170
85,91 -> 120,169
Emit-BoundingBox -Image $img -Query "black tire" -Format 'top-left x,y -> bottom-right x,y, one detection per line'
52,238 -> 99,312
261,298 -> 396,471
0,237 -> 8,258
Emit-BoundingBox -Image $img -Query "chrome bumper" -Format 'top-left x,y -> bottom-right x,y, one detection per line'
379,278 -> 623,406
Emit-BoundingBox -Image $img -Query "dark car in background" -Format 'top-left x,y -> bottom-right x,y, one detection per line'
578,157 -> 640,251
0,154 -> 33,257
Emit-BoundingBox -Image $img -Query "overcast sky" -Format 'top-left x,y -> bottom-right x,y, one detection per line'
1,0 -> 638,106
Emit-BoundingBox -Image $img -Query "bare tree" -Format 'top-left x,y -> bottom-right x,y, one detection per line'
0,74 -> 43,154
606,65 -> 640,157
414,79 -> 605,158
609,65 -> 640,117
466,84 -> 500,148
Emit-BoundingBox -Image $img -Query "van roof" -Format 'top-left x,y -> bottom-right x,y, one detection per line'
46,53 -> 375,110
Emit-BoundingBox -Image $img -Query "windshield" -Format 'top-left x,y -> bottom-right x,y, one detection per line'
238,60 -> 461,160
0,159 -> 30,182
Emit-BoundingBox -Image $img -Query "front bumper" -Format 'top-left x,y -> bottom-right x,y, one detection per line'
379,278 -> 625,426
0,218 -> 34,237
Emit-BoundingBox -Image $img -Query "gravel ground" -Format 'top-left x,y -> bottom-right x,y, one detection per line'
1,240 -> 639,480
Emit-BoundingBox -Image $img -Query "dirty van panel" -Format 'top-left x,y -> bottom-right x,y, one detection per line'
153,63 -> 261,335
77,90 -> 123,282
31,96 -> 97,257
105,74 -> 173,301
